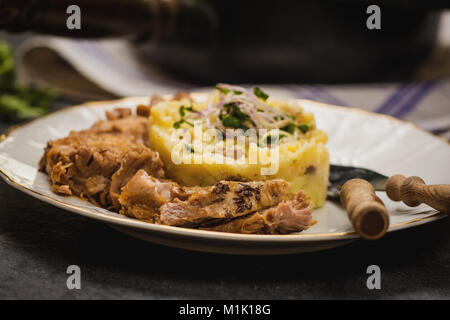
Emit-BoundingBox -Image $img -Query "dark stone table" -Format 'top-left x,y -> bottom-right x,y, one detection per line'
0,117 -> 449,299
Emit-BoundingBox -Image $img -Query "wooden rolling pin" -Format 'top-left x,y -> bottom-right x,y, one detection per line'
340,179 -> 390,240
386,175 -> 450,214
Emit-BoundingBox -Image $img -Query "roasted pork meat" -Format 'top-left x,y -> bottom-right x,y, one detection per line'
202,191 -> 314,234
118,169 -> 188,222
39,109 -> 165,208
118,169 -> 293,228
88,115 -> 149,145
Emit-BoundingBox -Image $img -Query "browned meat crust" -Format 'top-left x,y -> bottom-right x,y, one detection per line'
118,170 -> 188,222
202,191 -> 314,234
88,115 -> 149,146
109,146 -> 165,209
159,180 -> 290,227
118,169 -> 292,228
105,107 -> 132,120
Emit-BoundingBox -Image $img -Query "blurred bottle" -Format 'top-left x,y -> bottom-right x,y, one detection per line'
0,0 -> 448,83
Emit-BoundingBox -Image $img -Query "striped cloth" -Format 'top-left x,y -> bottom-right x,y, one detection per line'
263,81 -> 450,140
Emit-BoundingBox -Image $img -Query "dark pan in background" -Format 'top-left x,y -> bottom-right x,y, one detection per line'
140,0 -> 448,83
1,0 -> 449,83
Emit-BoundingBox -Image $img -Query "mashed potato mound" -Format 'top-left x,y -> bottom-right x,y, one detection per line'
148,87 -> 329,208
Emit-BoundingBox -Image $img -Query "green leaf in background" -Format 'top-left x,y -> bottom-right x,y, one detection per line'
0,39 -> 15,92
0,39 -> 56,121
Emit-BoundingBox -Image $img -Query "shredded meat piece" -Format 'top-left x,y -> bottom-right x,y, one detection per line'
158,179 -> 289,227
109,147 -> 165,209
118,169 -> 290,228
40,133 -> 130,207
88,115 -> 149,145
118,170 -> 187,222
173,91 -> 192,101
202,191 -> 314,234
39,127 -> 164,209
118,172 -> 310,234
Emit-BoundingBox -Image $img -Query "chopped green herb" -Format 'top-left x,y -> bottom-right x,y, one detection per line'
228,103 -> 248,120
216,86 -> 230,94
0,39 -> 56,121
173,119 -> 184,129
179,105 -> 195,117
260,133 -> 285,146
215,85 -> 242,95
184,143 -> 195,153
285,113 -> 295,120
262,135 -> 272,145
281,122 -> 297,134
253,87 -> 269,101
221,114 -> 242,129
219,102 -> 250,129
298,123 -> 310,134
175,105 -> 196,128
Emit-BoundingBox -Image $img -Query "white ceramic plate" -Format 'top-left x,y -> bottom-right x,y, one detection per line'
0,95 -> 449,255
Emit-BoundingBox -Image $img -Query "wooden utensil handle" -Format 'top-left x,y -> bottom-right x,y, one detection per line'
386,175 -> 450,214
340,179 -> 390,240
